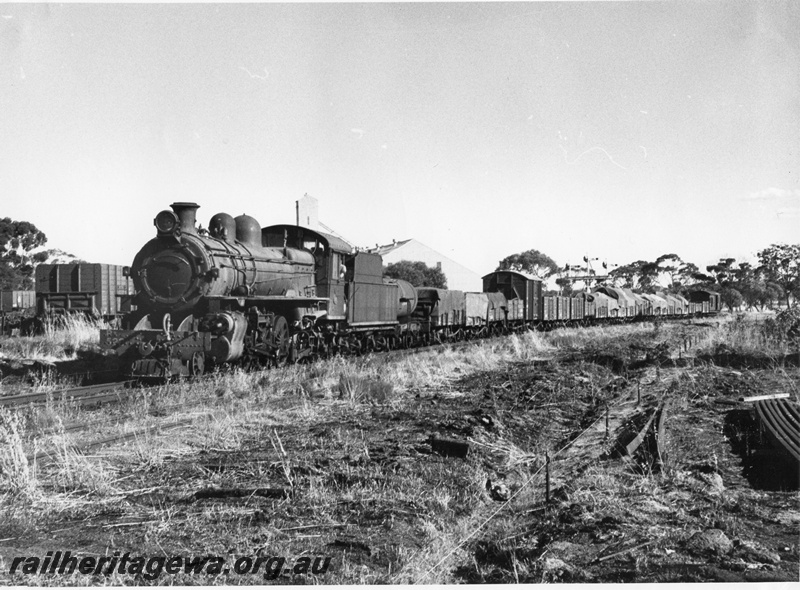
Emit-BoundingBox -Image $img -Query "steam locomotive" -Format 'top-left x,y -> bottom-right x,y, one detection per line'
100,202 -> 719,379
100,202 -> 418,378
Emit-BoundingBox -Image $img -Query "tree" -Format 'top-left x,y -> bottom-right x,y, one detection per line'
705,257 -> 737,287
673,262 -> 710,291
384,260 -> 447,289
654,253 -> 683,289
609,260 -> 659,291
496,249 -> 559,280
757,243 -> 800,307
726,262 -> 771,311
554,277 -> 574,296
0,218 -> 48,290
719,286 -> 743,312
763,282 -> 785,309
683,266 -> 716,288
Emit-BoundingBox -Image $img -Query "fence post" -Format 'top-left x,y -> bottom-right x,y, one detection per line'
545,452 -> 550,504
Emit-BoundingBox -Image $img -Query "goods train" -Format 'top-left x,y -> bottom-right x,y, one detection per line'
99,202 -> 720,379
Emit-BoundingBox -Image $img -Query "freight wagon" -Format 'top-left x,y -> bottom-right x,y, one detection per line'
35,263 -> 136,321
0,290 -> 36,335
0,290 -> 35,313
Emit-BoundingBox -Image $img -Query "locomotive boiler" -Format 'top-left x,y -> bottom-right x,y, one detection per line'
130,202 -> 318,320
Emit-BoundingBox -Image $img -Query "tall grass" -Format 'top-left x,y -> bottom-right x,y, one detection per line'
42,314 -> 105,350
546,322 -> 666,351
0,315 -> 105,362
0,408 -> 37,499
696,314 -> 794,358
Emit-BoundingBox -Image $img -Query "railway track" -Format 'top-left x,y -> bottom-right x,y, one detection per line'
2,314 -> 710,404
0,329 -> 517,410
26,416 -> 199,465
0,381 -> 137,408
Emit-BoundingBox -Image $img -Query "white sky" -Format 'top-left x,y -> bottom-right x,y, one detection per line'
1,2 -> 798,276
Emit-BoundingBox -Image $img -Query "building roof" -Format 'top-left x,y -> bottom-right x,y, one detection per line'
367,237 -> 482,292
482,269 -> 543,283
366,239 -> 413,257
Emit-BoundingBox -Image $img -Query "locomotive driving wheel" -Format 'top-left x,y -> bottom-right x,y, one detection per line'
374,335 -> 388,352
271,315 -> 290,367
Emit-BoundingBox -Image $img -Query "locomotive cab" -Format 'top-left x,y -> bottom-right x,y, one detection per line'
263,224 -> 352,320
261,225 -> 418,327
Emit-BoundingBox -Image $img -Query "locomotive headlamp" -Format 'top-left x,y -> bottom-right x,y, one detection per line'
154,210 -> 180,236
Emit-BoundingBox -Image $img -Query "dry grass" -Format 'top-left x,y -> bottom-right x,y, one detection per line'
0,315 -> 106,363
695,314 -> 795,358
42,315 -> 105,351
47,442 -> 119,496
0,321 -> 685,504
0,408 -> 37,499
546,322 -> 662,350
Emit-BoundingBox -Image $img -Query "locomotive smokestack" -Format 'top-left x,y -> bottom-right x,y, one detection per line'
170,202 -> 200,235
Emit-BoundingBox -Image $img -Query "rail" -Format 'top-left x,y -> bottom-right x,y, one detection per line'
753,398 -> 800,462
26,417 -> 198,465
0,381 -> 136,408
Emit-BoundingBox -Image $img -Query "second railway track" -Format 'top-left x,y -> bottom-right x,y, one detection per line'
0,381 -> 138,409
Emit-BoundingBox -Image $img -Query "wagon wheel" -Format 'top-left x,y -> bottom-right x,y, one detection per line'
271,315 -> 290,367
190,351 -> 205,377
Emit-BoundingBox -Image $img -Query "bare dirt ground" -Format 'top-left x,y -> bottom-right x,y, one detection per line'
0,318 -> 798,584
